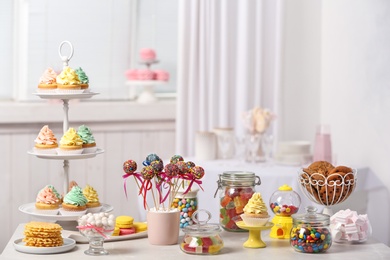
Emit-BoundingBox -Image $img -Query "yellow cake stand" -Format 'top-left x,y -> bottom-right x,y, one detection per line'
236,221 -> 274,248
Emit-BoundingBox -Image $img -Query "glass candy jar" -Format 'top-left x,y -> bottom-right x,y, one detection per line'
290,206 -> 332,253
180,210 -> 224,255
214,171 -> 261,231
269,184 -> 301,239
171,188 -> 198,228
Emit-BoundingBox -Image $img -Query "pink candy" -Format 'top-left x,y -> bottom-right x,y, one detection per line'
330,209 -> 371,242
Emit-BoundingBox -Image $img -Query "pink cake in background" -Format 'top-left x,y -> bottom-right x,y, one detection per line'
125,69 -> 138,80
154,70 -> 169,81
140,48 -> 156,62
137,69 -> 155,80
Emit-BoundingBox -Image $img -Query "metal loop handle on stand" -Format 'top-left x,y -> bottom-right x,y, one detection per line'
58,41 -> 74,68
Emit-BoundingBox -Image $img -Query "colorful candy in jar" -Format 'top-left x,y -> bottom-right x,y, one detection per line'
180,235 -> 223,255
290,225 -> 332,253
172,197 -> 198,228
270,202 -> 299,216
219,187 -> 254,231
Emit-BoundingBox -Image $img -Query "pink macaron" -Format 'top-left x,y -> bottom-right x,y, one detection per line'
119,227 -> 136,236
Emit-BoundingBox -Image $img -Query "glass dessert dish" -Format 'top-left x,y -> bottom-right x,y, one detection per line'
180,209 -> 224,255
297,168 -> 357,215
77,213 -> 115,256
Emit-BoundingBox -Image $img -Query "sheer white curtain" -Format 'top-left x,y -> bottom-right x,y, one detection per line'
176,0 -> 284,156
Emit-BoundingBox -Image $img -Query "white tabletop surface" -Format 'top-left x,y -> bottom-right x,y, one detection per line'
1,223 -> 390,260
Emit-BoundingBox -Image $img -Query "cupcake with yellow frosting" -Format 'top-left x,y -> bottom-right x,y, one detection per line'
75,67 -> 89,91
34,125 -> 58,154
57,127 -> 83,155
37,68 -> 58,93
56,66 -> 82,93
60,185 -> 88,216
241,192 -> 270,226
77,125 -> 97,154
83,184 -> 102,213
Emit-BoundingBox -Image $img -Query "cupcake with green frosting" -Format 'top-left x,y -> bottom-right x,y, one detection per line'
77,125 -> 97,154
75,67 -> 89,91
60,186 -> 88,216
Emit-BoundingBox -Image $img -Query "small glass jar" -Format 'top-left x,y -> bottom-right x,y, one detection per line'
171,188 -> 198,228
180,210 -> 224,255
214,171 -> 261,231
290,206 -> 332,253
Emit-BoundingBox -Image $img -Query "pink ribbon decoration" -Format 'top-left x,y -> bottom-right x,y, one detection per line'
122,172 -> 143,199
180,173 -> 203,194
156,172 -> 174,204
76,224 -> 114,239
140,179 -> 153,209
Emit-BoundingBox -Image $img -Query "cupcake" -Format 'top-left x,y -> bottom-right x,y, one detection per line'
35,185 -> 61,215
61,185 -> 88,216
56,66 -> 82,93
34,125 -> 58,154
240,192 -> 270,226
77,125 -> 97,154
154,70 -> 169,81
37,68 -> 58,93
140,48 -> 156,62
125,69 -> 138,80
75,67 -> 89,91
57,127 -> 83,155
137,69 -> 155,80
83,184 -> 102,213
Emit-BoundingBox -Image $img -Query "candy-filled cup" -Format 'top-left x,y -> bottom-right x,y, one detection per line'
77,213 -> 115,256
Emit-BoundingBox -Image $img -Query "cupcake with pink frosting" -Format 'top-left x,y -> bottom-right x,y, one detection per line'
34,125 -> 58,154
35,185 -> 61,215
125,69 -> 139,80
154,70 -> 169,81
38,68 -> 58,93
137,69 -> 155,80
140,48 -> 156,62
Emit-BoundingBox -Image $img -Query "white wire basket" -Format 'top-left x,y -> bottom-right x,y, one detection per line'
298,169 -> 357,214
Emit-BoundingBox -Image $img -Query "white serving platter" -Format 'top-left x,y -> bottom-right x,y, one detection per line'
27,148 -> 104,160
13,237 -> 76,254
33,92 -> 99,100
63,229 -> 148,243
19,203 -> 113,221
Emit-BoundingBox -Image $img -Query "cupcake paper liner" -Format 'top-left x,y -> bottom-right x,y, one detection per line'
55,89 -> 84,94
33,147 -> 58,155
59,208 -> 87,216
82,147 -> 98,154
56,148 -> 84,155
240,214 -> 269,227
87,205 -> 103,214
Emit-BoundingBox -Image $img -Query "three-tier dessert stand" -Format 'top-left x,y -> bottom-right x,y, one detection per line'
21,41 -> 112,224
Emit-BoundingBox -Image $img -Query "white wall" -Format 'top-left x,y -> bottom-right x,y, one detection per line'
282,0 -> 390,246
321,0 -> 390,246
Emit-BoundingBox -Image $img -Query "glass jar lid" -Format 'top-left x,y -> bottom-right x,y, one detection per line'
182,210 -> 221,236
293,206 -> 330,226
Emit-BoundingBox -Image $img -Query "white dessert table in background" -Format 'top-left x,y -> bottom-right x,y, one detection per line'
2,223 -> 390,259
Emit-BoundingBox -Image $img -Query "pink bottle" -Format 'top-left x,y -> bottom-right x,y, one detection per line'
313,124 -> 332,163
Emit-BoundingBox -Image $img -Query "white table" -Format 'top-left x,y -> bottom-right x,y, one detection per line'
2,223 -> 390,259
190,159 -> 389,246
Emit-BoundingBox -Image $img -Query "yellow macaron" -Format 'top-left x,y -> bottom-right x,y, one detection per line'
133,222 -> 147,233
111,226 -> 120,236
115,215 -> 134,229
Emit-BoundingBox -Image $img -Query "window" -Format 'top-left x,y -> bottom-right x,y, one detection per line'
2,0 -> 177,101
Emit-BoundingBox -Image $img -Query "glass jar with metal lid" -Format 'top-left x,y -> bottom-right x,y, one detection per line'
180,209 -> 224,255
214,171 -> 261,231
290,206 -> 332,253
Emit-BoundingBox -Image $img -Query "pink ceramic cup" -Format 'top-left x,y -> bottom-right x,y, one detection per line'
147,209 -> 180,245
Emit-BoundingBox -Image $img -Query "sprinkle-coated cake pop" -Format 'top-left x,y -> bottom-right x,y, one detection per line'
141,165 -> 155,180
170,154 -> 184,164
164,163 -> 180,177
123,160 -> 137,174
191,166 -> 205,179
